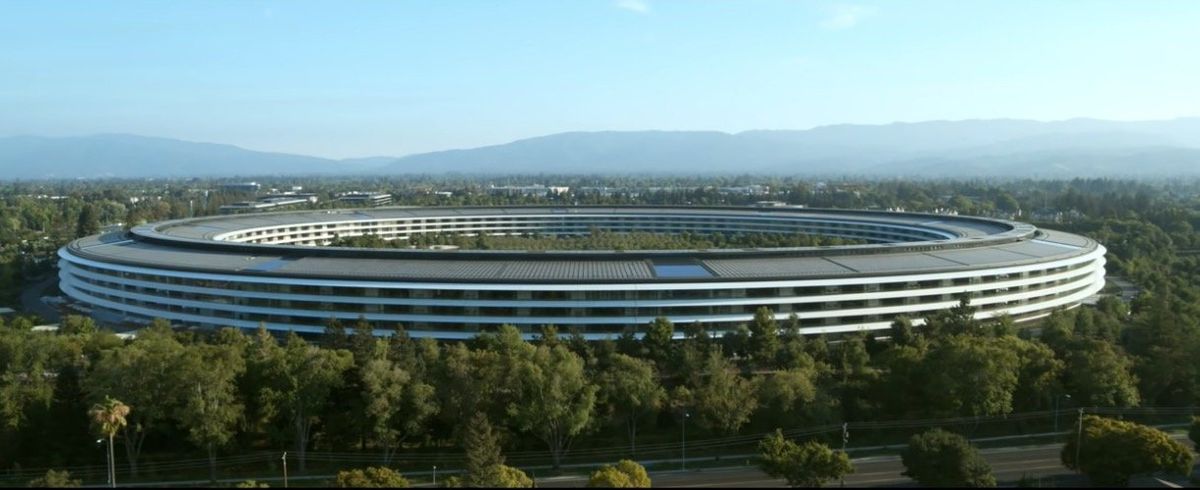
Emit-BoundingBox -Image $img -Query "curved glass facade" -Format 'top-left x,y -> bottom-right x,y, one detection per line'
57,206 -> 1107,340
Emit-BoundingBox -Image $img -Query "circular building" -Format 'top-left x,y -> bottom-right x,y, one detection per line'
57,206 -> 1106,339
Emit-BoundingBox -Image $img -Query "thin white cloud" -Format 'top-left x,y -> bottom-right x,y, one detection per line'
616,0 -> 650,14
821,4 -> 876,30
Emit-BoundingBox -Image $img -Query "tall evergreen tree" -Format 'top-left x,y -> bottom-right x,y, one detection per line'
464,412 -> 505,487
748,307 -> 781,369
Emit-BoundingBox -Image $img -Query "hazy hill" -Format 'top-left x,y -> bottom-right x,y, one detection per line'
4,118 -> 1200,178
384,118 -> 1200,177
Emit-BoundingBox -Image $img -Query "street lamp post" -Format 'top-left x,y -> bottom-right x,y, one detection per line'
1075,408 -> 1085,473
282,451 -> 288,488
681,411 -> 690,472
433,465 -> 437,486
97,439 -> 111,488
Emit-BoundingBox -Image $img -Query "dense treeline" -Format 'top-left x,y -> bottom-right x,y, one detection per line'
1,292 -> 1194,480
330,229 -> 861,251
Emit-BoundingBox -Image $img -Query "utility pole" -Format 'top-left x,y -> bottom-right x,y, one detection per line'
841,423 -> 849,488
282,451 -> 289,488
97,439 -> 111,488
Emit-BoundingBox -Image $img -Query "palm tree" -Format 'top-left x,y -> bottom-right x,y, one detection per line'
89,397 -> 130,488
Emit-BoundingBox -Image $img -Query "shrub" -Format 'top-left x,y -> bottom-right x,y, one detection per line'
27,470 -> 80,488
900,428 -> 995,487
757,429 -> 854,487
334,467 -> 410,488
587,460 -> 652,487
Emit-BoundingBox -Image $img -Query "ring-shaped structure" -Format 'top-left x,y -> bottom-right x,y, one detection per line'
58,205 -> 1106,339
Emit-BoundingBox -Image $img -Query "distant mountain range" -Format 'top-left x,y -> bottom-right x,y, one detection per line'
4,118 -> 1200,179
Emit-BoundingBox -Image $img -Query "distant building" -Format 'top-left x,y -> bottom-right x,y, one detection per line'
220,182 -> 261,193
718,185 -> 770,195
220,194 -> 317,214
337,192 -> 393,207
487,185 -> 570,197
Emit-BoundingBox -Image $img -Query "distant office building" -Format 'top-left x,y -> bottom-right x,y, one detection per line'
718,185 -> 770,196
219,194 -> 318,214
488,185 -> 570,197
337,192 -> 393,207
220,182 -> 261,193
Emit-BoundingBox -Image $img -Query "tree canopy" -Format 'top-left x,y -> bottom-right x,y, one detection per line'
1061,415 -> 1194,487
900,429 -> 995,488
757,429 -> 853,488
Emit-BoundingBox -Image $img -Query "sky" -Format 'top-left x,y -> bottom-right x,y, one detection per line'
2,0 -> 1199,159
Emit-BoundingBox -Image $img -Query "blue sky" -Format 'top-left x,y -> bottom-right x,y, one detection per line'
2,0 -> 1198,158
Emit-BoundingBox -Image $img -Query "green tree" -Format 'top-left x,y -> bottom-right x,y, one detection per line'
586,460 -> 651,488
1062,339 -> 1140,407
87,396 -> 130,487
509,344 -> 598,468
613,460 -> 651,487
1121,298 -> 1200,406
235,480 -> 270,488
75,203 -> 100,237
253,332 -> 354,473
476,465 -> 533,488
86,325 -> 183,476
1062,415 -> 1194,487
900,429 -> 995,487
59,315 -> 97,335
361,353 -> 437,464
334,467 -> 411,488
587,466 -> 633,488
757,367 -> 819,418
27,469 -> 80,488
923,296 -> 979,338
642,317 -> 675,368
691,350 -> 758,434
999,337 -> 1063,412
757,429 -> 853,488
324,317 -> 350,350
176,342 -> 246,482
918,336 -> 1021,417
463,412 -> 505,487
595,354 -> 665,455
889,316 -> 917,346
0,329 -> 57,432
748,307 -> 780,368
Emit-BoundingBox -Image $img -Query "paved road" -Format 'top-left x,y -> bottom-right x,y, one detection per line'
533,443 -> 1196,488
1108,275 -> 1141,303
18,273 -> 60,323
90,438 -> 1196,488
